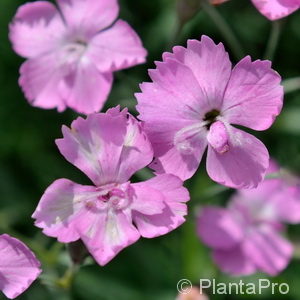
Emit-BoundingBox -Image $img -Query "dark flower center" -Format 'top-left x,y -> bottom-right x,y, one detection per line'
74,39 -> 87,46
203,109 -> 220,128
67,39 -> 87,53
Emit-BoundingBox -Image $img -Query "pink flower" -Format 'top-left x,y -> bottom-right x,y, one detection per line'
251,0 -> 300,20
176,287 -> 209,300
136,36 -> 283,188
0,234 -> 41,299
197,162 -> 300,276
207,0 -> 299,20
9,0 -> 147,114
32,107 -> 189,266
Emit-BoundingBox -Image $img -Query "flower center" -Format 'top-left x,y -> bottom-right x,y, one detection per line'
59,40 -> 87,68
173,110 -> 229,155
95,183 -> 132,211
234,199 -> 278,230
203,109 -> 220,129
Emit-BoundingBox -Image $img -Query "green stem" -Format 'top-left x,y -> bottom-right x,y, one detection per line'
56,263 -> 79,291
200,0 -> 244,60
265,170 -> 298,185
292,240 -> 300,259
265,172 -> 281,180
200,184 -> 229,199
282,77 -> 300,94
264,20 -> 282,60
168,19 -> 184,50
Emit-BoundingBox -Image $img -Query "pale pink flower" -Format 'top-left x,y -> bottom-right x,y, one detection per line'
32,107 -> 189,266
176,286 -> 209,300
136,36 -> 283,189
208,0 -> 299,20
197,162 -> 300,276
9,0 -> 147,114
251,0 -> 300,20
0,234 -> 41,299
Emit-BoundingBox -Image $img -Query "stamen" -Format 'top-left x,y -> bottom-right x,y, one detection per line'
82,182 -> 132,211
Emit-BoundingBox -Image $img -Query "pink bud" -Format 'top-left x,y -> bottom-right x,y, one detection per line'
177,287 -> 209,300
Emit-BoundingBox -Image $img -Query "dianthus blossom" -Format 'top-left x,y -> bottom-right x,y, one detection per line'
197,162 -> 300,276
136,36 -> 283,188
32,107 -> 189,265
9,0 -> 147,114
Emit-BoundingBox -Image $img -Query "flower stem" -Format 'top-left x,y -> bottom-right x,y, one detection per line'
282,77 -> 300,94
55,242 -> 85,296
264,20 -> 283,60
200,0 -> 244,60
67,240 -> 88,265
200,184 -> 229,199
56,263 -> 79,291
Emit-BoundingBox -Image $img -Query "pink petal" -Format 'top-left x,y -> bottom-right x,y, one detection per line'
229,192 -> 283,232
56,113 -> 126,186
197,207 -> 244,250
251,0 -> 300,20
232,178 -> 282,207
56,110 -> 153,186
61,61 -> 113,114
9,1 -> 65,58
57,0 -> 119,35
271,186 -> 300,224
0,234 -> 41,299
112,113 -> 153,183
268,159 -> 280,173
19,52 -> 67,111
87,20 -> 147,73
142,174 -> 189,204
129,183 -> 166,216
229,172 -> 300,226
213,246 -> 256,276
77,209 -> 140,266
136,57 -> 209,180
32,179 -> 95,243
206,125 -> 269,188
162,36 -> 232,109
177,287 -> 209,300
222,56 -> 283,130
132,174 -> 189,238
150,122 -> 207,180
243,228 -> 293,275
136,58 -> 210,126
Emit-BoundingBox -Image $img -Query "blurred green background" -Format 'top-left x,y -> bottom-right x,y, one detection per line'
1,0 -> 300,299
